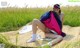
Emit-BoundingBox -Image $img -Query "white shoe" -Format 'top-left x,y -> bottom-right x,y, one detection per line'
27,34 -> 42,43
27,34 -> 37,43
27,38 -> 36,43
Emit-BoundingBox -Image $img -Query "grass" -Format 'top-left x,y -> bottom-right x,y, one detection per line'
0,6 -> 80,32
0,33 -> 80,48
0,8 -> 49,32
62,6 -> 80,26
0,34 -> 20,48
0,6 -> 80,48
38,40 -> 80,48
54,38 -> 80,48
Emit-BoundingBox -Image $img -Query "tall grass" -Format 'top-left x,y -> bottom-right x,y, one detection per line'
62,6 -> 80,26
0,8 -> 49,32
0,6 -> 80,32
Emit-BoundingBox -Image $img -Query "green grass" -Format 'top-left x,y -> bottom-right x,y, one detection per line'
0,6 -> 80,32
0,8 -> 47,32
0,6 -> 80,48
62,6 -> 80,27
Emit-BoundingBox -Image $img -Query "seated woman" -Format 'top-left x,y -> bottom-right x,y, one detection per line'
27,4 -> 66,47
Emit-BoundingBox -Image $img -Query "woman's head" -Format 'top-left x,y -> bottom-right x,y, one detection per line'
53,4 -> 61,15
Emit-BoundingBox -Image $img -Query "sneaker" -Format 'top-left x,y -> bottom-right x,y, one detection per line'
40,44 -> 51,48
27,38 -> 36,43
27,34 -> 42,43
27,34 -> 37,43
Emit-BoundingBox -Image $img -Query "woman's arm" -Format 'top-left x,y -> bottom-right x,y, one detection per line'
40,11 -> 50,22
62,13 -> 64,28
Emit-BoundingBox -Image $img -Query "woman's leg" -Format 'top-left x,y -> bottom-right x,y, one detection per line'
45,33 -> 63,46
27,19 -> 48,42
32,19 -> 47,34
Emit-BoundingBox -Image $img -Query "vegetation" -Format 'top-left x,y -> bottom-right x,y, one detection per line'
0,6 -> 80,32
0,6 -> 80,48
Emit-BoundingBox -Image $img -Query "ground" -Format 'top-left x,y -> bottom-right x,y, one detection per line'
0,25 -> 80,48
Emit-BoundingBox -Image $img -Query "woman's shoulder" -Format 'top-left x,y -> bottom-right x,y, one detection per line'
42,11 -> 50,16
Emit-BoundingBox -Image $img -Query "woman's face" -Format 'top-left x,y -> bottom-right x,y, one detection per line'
53,8 -> 59,13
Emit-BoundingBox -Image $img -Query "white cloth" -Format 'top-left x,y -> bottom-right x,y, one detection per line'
19,25 -> 32,34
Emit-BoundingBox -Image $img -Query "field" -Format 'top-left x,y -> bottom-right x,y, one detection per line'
0,6 -> 80,48
0,6 -> 80,32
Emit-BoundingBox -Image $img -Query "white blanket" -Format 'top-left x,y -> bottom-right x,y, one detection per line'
19,25 -> 32,34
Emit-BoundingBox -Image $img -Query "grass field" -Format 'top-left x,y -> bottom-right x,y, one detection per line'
0,8 -> 47,32
62,6 -> 80,26
0,6 -> 80,48
0,6 -> 80,32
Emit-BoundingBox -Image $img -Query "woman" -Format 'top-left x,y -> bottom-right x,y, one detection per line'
27,4 -> 66,47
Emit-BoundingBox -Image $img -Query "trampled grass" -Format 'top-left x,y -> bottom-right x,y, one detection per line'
0,6 -> 80,32
54,37 -> 80,48
0,34 -> 18,48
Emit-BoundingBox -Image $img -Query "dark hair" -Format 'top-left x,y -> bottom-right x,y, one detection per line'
59,9 -> 61,15
54,4 -> 60,9
54,4 -> 61,15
